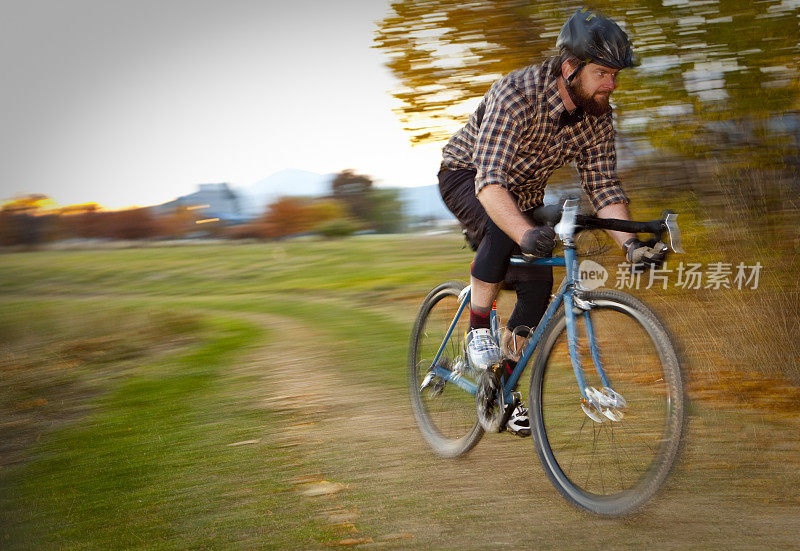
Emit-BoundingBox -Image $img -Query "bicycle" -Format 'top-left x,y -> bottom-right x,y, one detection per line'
408,198 -> 685,515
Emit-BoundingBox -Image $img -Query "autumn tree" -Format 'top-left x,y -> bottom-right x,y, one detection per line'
0,194 -> 53,246
57,203 -> 101,239
368,189 -> 405,233
155,206 -> 200,239
308,199 -> 349,227
331,170 -> 374,221
330,170 -> 405,232
99,208 -> 159,240
375,0 -> 557,144
258,197 -> 311,238
375,0 -> 800,170
256,197 -> 351,238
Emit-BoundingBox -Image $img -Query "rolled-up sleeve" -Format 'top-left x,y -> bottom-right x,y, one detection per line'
577,114 -> 629,212
472,81 -> 533,196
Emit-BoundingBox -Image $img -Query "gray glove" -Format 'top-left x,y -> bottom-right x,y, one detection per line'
624,238 -> 668,272
520,226 -> 556,260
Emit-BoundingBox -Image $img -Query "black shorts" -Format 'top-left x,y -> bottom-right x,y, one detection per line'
437,168 -> 488,249
438,168 -> 553,331
438,168 -> 553,284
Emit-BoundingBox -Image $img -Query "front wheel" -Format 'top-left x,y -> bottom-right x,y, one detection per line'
530,290 -> 684,515
408,281 -> 483,458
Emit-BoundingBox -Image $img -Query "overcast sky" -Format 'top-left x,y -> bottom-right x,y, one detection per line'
0,0 -> 445,209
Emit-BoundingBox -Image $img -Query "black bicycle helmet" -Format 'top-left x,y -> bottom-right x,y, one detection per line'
557,8 -> 637,78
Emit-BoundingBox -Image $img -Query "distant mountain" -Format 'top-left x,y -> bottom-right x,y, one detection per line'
236,169 -> 332,216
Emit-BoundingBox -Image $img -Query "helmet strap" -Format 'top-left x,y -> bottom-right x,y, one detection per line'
565,60 -> 587,86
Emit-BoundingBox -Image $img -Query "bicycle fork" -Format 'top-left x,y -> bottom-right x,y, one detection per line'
564,292 -> 627,423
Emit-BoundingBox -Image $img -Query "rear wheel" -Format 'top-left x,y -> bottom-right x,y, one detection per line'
530,290 -> 684,515
408,281 -> 483,457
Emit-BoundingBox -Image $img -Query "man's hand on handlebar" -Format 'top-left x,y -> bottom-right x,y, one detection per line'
624,238 -> 668,272
520,226 -> 556,260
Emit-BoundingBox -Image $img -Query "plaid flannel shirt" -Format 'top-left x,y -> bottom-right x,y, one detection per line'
441,58 -> 629,212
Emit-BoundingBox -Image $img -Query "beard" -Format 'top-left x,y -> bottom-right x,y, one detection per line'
567,74 -> 612,117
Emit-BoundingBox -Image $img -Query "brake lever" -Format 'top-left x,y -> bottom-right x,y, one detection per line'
662,211 -> 685,254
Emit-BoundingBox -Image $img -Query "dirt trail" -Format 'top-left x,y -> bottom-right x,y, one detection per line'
247,312 -> 800,549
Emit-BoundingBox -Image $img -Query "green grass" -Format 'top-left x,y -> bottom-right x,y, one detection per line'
0,301 -> 338,549
0,236 -> 472,298
0,235 -> 474,548
1,232 -> 798,548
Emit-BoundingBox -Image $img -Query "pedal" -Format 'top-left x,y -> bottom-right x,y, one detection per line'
419,371 -> 436,391
420,372 -> 445,397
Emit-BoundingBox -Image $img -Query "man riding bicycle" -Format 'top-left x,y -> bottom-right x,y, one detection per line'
438,9 -> 667,436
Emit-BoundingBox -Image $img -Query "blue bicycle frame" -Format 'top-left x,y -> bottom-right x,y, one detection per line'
426,222 -> 610,405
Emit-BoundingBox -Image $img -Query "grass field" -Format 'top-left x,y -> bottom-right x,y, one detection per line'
1,234 -> 799,549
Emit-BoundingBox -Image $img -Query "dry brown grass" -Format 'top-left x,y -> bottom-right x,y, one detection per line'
608,164 -> 800,408
649,167 -> 800,415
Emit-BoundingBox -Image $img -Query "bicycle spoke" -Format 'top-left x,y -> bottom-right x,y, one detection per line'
609,423 -> 625,491
605,422 -> 646,484
585,421 -> 599,488
533,290 -> 683,513
410,283 -> 483,458
552,406 -> 586,455
599,423 -> 608,494
617,418 -> 658,456
563,413 -> 588,477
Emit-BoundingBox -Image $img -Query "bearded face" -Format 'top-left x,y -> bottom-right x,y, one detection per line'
565,63 -> 619,117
